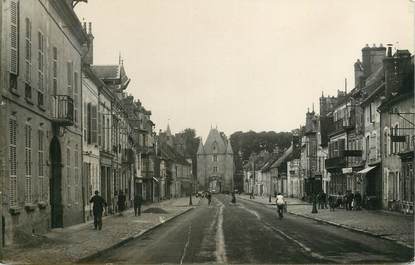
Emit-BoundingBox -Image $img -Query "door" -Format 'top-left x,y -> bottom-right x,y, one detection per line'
50,136 -> 63,228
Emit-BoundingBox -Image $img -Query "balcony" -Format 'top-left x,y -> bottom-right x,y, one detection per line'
122,148 -> 135,164
392,129 -> 415,158
328,117 -> 355,136
51,95 -> 74,126
325,156 -> 347,171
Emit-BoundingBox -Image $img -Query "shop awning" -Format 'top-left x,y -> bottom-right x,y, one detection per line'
357,166 -> 377,175
153,177 -> 160,183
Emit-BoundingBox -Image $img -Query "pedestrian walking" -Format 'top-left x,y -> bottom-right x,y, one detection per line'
276,193 -> 285,219
134,193 -> 143,216
117,190 -> 126,216
90,190 -> 107,230
231,191 -> 236,204
345,190 -> 353,211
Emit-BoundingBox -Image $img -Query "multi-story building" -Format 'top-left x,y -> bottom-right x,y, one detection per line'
197,128 -> 234,193
0,0 -> 87,244
379,48 -> 414,213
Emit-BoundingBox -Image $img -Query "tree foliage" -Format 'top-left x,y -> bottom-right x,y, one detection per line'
229,130 -> 293,161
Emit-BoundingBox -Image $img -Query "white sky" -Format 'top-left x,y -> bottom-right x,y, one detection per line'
75,0 -> 414,140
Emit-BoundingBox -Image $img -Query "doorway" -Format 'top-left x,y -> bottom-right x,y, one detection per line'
50,136 -> 63,228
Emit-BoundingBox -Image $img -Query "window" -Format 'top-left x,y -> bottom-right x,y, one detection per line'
393,124 -> 399,154
67,147 -> 71,204
74,146 -> 79,203
38,129 -> 45,201
52,47 -> 58,95
24,18 -> 32,100
213,166 -> 218,173
67,61 -> 73,97
74,72 -> 79,124
9,118 -> 17,207
213,155 -> 217,162
91,105 -> 97,144
25,123 -> 33,203
37,31 -> 45,107
10,0 -> 19,92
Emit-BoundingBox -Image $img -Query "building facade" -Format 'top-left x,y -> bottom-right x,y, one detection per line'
0,0 -> 87,244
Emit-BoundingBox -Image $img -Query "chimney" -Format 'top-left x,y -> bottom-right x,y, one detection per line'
383,46 -> 412,97
361,43 -> 386,77
354,59 -> 364,88
84,22 -> 94,65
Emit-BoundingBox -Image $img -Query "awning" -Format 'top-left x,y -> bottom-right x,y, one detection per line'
153,177 -> 160,183
357,166 -> 377,175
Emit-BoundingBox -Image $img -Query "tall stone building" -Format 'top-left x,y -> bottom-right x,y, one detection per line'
197,128 -> 234,192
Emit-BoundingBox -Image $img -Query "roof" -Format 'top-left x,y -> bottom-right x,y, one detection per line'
91,65 -> 120,80
159,142 -> 190,166
201,128 -> 228,154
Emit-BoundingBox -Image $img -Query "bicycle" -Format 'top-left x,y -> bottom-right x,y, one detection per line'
277,204 -> 284,219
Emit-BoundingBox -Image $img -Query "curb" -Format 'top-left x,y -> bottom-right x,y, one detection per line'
237,196 -> 414,250
287,211 -> 414,250
77,207 -> 195,263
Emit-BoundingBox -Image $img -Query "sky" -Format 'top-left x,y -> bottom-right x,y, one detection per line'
75,0 -> 414,140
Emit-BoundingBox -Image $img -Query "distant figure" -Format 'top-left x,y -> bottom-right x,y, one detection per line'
276,193 -> 285,219
328,195 -> 335,211
207,192 -> 212,205
134,193 -> 143,216
231,191 -> 236,204
117,190 -> 126,216
345,190 -> 353,211
354,191 -> 362,210
90,190 -> 107,230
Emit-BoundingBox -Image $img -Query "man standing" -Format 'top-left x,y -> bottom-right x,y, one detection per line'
117,190 -> 126,216
134,193 -> 143,216
90,191 -> 107,230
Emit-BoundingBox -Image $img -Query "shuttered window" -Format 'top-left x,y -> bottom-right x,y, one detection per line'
9,118 -> 17,207
66,148 -> 71,204
37,31 -> 45,107
73,72 -> 79,125
52,47 -> 58,95
74,146 -> 79,203
38,129 -> 45,201
24,18 -> 32,99
10,0 -> 19,76
67,62 -> 73,96
91,105 -> 98,144
25,123 -> 33,203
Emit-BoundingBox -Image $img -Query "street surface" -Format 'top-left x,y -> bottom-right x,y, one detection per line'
89,195 -> 413,264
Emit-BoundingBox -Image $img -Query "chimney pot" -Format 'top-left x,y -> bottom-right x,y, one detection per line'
372,43 -> 376,47
387,44 -> 393,57
88,22 -> 92,34
379,43 -> 383,47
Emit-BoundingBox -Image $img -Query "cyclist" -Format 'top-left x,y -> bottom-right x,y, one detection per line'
276,193 -> 285,219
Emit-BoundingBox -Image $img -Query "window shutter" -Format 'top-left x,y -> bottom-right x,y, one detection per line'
10,0 -> 19,75
91,105 -> 98,144
87,103 -> 91,144
9,119 -> 18,207
338,139 -> 345,156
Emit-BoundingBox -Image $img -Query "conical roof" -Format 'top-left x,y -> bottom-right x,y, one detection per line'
197,140 -> 205,155
204,128 -> 227,154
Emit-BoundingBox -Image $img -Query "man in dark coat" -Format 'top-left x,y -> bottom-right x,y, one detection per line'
90,190 -> 107,230
117,190 -> 126,216
134,193 -> 143,216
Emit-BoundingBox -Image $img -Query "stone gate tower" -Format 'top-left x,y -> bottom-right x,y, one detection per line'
197,128 -> 234,192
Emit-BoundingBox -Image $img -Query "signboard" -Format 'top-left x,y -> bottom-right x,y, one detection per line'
342,167 -> 353,174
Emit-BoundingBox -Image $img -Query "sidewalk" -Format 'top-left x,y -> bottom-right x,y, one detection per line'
3,197 -> 200,265
237,194 -> 414,249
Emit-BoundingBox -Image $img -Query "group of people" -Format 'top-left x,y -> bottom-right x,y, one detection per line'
326,190 -> 362,211
89,190 -> 144,230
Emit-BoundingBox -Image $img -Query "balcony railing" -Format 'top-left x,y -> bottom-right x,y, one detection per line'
51,95 -> 74,126
392,130 -> 415,154
325,156 -> 347,170
328,117 -> 355,136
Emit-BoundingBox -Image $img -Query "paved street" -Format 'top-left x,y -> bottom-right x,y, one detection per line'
88,194 -> 413,264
